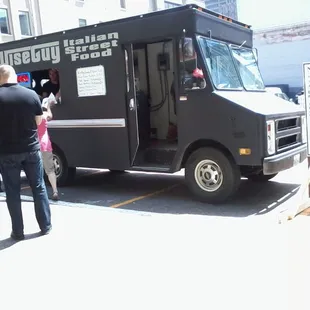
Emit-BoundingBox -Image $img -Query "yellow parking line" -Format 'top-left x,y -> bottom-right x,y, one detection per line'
111,184 -> 180,208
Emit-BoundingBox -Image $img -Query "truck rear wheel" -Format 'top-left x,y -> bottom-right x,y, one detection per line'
52,149 -> 76,186
247,172 -> 278,182
185,147 -> 241,204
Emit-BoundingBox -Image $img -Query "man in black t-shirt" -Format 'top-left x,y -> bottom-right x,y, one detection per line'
0,64 -> 52,241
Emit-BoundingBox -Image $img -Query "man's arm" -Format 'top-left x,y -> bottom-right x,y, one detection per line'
33,93 -> 43,126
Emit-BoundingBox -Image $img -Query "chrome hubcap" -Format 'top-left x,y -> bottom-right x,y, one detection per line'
194,159 -> 223,192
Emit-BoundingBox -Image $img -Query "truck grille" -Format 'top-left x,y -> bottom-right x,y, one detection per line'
277,118 -> 297,131
275,117 -> 301,152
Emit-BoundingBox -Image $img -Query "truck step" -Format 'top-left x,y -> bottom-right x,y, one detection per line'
131,165 -> 171,172
144,148 -> 176,166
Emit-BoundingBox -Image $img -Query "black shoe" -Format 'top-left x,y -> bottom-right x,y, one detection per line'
41,226 -> 52,236
52,192 -> 59,201
10,232 -> 25,241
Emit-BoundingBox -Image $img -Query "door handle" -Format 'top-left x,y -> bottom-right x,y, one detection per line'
129,98 -> 135,110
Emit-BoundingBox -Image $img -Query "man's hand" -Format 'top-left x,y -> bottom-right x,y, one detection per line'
55,90 -> 61,101
35,115 -> 42,126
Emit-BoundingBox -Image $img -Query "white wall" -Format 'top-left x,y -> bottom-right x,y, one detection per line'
37,0 -> 154,34
0,0 -> 206,43
254,23 -> 310,91
255,39 -> 310,88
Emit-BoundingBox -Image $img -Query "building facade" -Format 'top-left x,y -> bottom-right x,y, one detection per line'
0,0 -> 205,43
254,22 -> 310,96
204,0 -> 238,20
235,0 -> 310,97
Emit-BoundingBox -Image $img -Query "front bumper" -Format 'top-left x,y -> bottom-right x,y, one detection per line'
263,144 -> 307,175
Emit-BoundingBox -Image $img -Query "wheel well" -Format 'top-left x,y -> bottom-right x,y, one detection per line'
51,143 -> 67,163
181,139 -> 235,168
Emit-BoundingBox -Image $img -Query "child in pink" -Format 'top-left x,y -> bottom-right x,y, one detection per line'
37,100 -> 58,200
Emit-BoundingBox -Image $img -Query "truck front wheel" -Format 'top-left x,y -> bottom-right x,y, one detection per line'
185,147 -> 241,204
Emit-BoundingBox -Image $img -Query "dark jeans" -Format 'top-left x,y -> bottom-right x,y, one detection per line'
0,150 -> 51,235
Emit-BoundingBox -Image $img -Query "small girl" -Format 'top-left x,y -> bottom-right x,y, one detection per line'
38,98 -> 59,200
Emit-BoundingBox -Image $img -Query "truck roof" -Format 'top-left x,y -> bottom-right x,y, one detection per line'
0,4 -> 253,52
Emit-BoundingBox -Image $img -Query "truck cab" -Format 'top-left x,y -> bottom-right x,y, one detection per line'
173,27 -> 307,203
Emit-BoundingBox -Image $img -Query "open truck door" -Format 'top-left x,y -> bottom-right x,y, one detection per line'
124,44 -> 139,166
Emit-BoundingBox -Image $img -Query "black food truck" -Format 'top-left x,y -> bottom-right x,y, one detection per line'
2,4 -> 307,203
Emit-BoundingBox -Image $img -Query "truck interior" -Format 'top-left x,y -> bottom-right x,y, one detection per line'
31,70 -> 53,96
131,38 -> 177,169
19,69 -> 56,99
132,37 -> 205,169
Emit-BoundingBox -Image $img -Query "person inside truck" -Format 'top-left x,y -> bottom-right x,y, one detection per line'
179,38 -> 206,91
42,68 -> 61,101
170,68 -> 206,103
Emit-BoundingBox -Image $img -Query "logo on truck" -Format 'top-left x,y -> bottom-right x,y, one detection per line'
0,41 -> 61,66
63,32 -> 119,62
0,32 -> 119,66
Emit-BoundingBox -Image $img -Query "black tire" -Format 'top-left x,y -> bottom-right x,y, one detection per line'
185,147 -> 241,204
247,172 -> 278,182
52,148 -> 76,186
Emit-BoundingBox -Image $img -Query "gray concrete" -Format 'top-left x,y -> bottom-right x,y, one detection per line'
0,194 -> 309,310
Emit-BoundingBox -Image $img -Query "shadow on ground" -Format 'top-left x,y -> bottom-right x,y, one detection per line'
16,169 -> 301,218
0,232 -> 42,251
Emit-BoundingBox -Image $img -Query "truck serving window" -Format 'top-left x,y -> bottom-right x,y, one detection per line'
230,46 -> 265,91
197,36 -> 242,90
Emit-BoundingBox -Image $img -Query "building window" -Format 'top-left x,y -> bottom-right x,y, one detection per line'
0,8 -> 10,34
164,1 -> 181,9
120,0 -> 126,9
79,18 -> 87,27
19,11 -> 32,36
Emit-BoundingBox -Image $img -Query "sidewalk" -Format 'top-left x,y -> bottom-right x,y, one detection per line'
0,196 -> 309,310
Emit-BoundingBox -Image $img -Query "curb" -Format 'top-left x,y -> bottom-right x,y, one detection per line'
278,158 -> 310,224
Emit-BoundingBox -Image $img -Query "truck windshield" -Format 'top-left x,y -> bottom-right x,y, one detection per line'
230,46 -> 265,91
197,36 -> 243,90
197,36 -> 265,91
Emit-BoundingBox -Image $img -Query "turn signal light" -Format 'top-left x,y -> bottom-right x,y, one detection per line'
239,148 -> 251,155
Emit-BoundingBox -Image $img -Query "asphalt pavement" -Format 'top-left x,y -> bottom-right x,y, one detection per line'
8,159 -> 306,220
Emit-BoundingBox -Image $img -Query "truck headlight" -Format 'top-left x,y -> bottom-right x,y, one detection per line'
301,115 -> 307,143
266,120 -> 276,155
